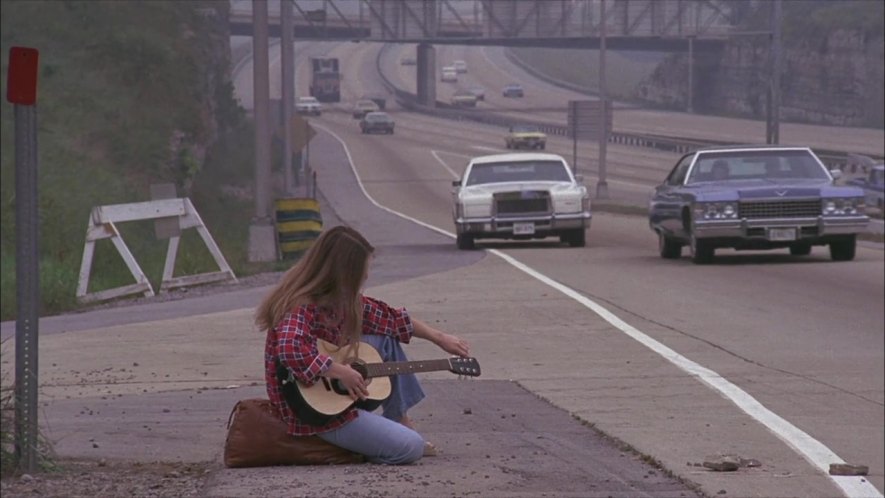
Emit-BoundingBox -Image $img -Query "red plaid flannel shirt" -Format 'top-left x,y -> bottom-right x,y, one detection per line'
264,295 -> 413,436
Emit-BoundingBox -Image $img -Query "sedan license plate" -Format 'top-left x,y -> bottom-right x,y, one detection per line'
767,228 -> 797,241
512,222 -> 535,235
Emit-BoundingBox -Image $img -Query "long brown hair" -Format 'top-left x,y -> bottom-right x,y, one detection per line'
255,226 -> 374,345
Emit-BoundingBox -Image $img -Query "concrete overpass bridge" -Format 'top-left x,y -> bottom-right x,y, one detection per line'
229,0 -> 756,50
231,0 -> 768,108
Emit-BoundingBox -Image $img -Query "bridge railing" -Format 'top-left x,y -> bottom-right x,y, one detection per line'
230,0 -> 757,42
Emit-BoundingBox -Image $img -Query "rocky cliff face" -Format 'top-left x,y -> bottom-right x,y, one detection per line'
636,29 -> 884,129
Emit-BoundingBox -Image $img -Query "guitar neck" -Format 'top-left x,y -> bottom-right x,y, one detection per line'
364,359 -> 452,378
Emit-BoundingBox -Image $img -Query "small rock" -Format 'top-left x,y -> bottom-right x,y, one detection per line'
703,455 -> 740,472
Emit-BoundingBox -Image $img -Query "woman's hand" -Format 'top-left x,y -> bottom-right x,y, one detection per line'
412,318 -> 471,358
435,332 -> 470,358
328,362 -> 369,401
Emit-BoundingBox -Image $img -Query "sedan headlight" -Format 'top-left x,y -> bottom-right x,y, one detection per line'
822,197 -> 865,216
693,202 -> 739,220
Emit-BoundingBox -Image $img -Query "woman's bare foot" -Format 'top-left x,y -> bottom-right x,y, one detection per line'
422,441 -> 439,457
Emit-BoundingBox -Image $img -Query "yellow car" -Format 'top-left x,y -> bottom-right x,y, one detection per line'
451,89 -> 478,107
352,99 -> 380,119
505,125 -> 546,150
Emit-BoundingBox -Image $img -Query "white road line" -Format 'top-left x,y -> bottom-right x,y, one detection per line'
429,150 -> 463,179
315,122 -> 882,498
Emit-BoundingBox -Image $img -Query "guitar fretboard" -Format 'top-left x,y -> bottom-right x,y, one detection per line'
364,359 -> 452,378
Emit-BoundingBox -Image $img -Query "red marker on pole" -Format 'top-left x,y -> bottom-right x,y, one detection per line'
7,46 -> 39,105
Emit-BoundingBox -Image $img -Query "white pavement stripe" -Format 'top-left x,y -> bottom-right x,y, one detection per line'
318,122 -> 882,498
430,150 -> 466,179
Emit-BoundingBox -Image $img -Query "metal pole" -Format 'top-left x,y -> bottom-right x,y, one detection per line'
14,103 -> 39,473
596,0 -> 609,200
248,0 -> 276,261
253,0 -> 271,219
571,101 -> 577,177
687,35 -> 694,113
770,0 -> 782,144
281,0 -> 295,195
304,119 -> 311,198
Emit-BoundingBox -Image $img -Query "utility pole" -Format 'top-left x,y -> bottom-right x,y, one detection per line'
596,0 -> 609,200
248,0 -> 276,261
281,0 -> 295,195
766,0 -> 782,144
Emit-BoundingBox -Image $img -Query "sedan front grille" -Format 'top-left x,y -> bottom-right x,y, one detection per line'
494,191 -> 550,216
739,200 -> 821,219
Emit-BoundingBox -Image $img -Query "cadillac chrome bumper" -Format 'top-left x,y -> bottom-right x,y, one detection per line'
693,215 -> 869,239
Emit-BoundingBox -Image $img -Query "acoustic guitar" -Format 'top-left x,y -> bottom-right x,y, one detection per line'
277,339 -> 481,425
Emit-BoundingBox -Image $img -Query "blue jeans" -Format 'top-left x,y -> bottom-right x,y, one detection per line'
316,334 -> 426,464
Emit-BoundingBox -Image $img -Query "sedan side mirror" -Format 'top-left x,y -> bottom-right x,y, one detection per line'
452,180 -> 461,187
830,169 -> 842,181
575,174 -> 584,183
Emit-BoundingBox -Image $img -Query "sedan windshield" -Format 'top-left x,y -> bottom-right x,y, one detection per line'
686,149 -> 830,184
466,160 -> 570,186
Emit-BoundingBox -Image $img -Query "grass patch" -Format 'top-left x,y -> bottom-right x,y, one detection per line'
0,1 -> 292,320
1,344 -> 58,478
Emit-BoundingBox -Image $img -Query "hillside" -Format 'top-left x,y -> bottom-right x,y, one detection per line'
0,1 -> 258,320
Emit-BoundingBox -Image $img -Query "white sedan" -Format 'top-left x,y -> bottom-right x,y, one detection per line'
295,96 -> 323,116
451,153 -> 591,249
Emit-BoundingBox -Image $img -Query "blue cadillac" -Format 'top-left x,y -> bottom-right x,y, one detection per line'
648,145 -> 869,264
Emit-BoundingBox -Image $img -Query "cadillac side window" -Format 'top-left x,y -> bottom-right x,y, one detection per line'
667,154 -> 694,185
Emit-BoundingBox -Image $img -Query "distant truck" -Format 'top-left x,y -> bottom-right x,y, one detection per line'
309,56 -> 340,103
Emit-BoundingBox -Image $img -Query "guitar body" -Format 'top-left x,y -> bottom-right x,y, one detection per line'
276,340 -> 391,426
301,340 -> 391,417
276,338 -> 481,426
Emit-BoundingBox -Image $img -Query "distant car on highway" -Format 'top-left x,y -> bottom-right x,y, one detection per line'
360,94 -> 387,110
648,145 -> 870,263
451,153 -> 591,249
505,124 -> 547,150
441,67 -> 457,83
847,164 -> 884,211
452,60 -> 468,73
451,89 -> 478,107
294,96 -> 322,116
360,111 -> 395,135
502,83 -> 524,98
467,86 -> 485,101
352,99 -> 380,119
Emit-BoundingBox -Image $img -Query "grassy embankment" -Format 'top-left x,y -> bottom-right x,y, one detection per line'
1,1 -> 286,323
506,47 -> 663,103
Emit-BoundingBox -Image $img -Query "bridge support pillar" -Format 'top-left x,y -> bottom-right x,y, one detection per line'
416,43 -> 436,107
